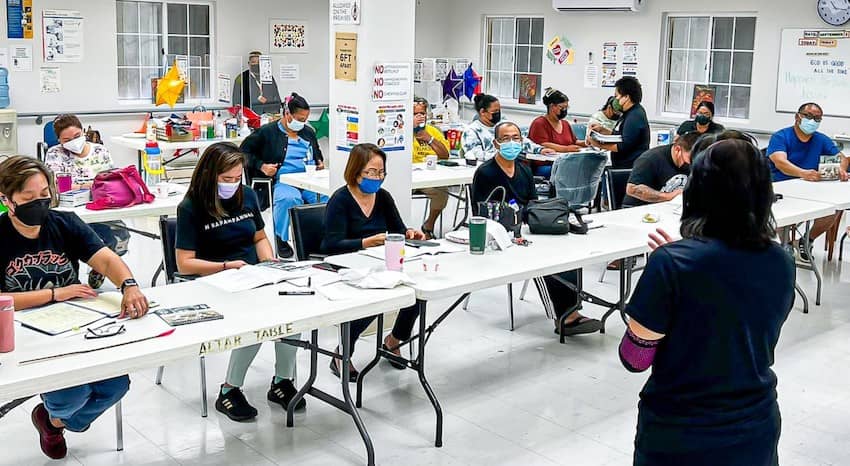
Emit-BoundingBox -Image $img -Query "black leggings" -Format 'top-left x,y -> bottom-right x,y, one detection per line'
347,304 -> 419,355
542,270 -> 580,320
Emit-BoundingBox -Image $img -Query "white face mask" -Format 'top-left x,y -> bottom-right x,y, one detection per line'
62,135 -> 87,154
287,117 -> 306,132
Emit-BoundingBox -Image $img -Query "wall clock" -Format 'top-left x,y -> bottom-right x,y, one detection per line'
818,0 -> 850,26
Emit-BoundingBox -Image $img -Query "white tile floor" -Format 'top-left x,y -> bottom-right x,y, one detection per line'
3,218 -> 850,465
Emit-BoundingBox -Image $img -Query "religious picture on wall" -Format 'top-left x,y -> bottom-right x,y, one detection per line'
690,85 -> 716,117
269,19 -> 308,53
518,74 -> 539,104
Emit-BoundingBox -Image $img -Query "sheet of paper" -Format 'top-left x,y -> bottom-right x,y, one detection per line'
71,291 -> 123,317
198,263 -> 318,293
360,242 -> 465,261
279,64 -> 299,81
10,44 -> 32,71
315,282 -> 359,301
42,9 -> 84,62
583,65 -> 598,88
15,303 -> 105,335
259,55 -> 273,83
39,66 -> 61,93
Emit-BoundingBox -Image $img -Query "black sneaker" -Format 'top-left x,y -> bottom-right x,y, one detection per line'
215,385 -> 258,422
267,378 -> 306,411
87,270 -> 105,289
797,240 -> 811,263
276,237 -> 295,259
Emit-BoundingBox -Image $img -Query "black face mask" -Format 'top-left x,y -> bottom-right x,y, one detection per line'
557,109 -> 568,120
610,112 -> 621,121
695,114 -> 711,125
490,111 -> 502,125
13,198 -> 51,227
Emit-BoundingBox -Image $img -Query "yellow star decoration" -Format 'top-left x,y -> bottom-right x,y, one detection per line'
155,61 -> 186,108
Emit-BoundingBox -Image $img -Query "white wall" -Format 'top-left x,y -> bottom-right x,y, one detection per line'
0,0 -> 330,167
418,0 -> 850,140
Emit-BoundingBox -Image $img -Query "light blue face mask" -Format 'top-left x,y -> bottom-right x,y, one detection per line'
498,141 -> 522,161
287,117 -> 306,132
799,117 -> 820,135
359,177 -> 383,194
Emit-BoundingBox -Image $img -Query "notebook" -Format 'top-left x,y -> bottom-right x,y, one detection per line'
198,261 -> 319,293
15,303 -> 107,336
590,131 -> 623,144
155,304 -> 223,327
819,154 -> 842,181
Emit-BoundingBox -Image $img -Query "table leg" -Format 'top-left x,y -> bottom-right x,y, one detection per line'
286,330 -> 318,428
115,401 -> 124,452
340,322 -> 376,465
795,282 -> 810,314
356,314 -> 384,408
413,299 -> 443,447
803,221 -> 823,305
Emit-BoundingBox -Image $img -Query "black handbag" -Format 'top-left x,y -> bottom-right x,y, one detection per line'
476,186 -> 521,237
526,198 -> 570,235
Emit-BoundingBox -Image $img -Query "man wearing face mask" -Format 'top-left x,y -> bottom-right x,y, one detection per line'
622,131 -> 700,207
767,102 -> 849,262
472,122 -> 602,337
231,51 -> 282,115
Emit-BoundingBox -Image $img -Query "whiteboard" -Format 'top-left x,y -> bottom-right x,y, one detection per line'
776,28 -> 850,117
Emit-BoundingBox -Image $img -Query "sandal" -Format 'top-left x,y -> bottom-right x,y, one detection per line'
554,317 -> 603,336
382,337 -> 406,370
329,358 -> 359,383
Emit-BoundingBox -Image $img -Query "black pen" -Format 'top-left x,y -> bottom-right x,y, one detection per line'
307,277 -> 311,288
279,290 -> 315,296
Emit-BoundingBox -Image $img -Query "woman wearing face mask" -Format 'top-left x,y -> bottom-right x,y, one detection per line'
588,96 -> 621,132
240,92 -> 326,258
321,143 -> 427,380
588,76 -> 650,169
175,142 -> 304,422
461,93 -> 555,162
0,156 -> 148,460
528,88 -> 586,177
472,122 -> 602,337
676,101 -> 725,137
44,114 -> 128,290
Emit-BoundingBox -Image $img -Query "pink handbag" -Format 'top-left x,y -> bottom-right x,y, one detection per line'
86,165 -> 155,210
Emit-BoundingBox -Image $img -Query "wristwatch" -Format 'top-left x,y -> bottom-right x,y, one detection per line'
427,136 -> 435,145
120,278 -> 139,294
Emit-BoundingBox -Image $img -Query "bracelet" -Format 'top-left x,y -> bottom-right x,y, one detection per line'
223,262 -> 227,271
427,136 -> 435,145
50,287 -> 55,303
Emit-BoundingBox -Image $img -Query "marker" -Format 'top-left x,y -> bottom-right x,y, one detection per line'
307,277 -> 311,288
279,291 -> 315,296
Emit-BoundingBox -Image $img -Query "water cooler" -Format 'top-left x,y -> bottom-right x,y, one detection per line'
0,109 -> 17,156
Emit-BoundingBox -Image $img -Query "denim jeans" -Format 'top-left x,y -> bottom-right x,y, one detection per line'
41,375 -> 130,432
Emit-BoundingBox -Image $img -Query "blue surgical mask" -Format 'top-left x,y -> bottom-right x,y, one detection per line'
287,117 -> 306,132
358,177 -> 383,194
498,141 -> 522,161
799,118 -> 820,135
217,181 -> 241,200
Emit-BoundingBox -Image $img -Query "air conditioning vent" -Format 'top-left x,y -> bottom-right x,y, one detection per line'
552,0 -> 643,12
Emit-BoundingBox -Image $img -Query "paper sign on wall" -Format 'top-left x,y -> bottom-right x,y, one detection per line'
372,63 -> 411,102
375,104 -> 406,152
601,63 -> 617,87
602,42 -> 617,64
280,64 -> 300,81
7,0 -> 33,39
42,9 -> 83,62
584,65 -> 598,88
10,44 -> 32,71
334,32 -> 357,81
259,56 -> 273,83
335,104 -> 359,152
623,41 -> 639,64
217,73 -> 231,103
332,0 -> 360,25
39,66 -> 60,93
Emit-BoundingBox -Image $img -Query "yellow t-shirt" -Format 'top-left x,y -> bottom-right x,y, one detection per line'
412,125 -> 450,163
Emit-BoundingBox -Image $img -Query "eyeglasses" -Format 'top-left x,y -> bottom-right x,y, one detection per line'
362,169 -> 386,178
497,136 -> 523,143
798,112 -> 823,122
85,323 -> 126,340
413,112 -> 427,117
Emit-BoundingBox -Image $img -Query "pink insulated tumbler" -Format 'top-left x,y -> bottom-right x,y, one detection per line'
0,295 -> 14,353
384,233 -> 405,272
56,173 -> 73,193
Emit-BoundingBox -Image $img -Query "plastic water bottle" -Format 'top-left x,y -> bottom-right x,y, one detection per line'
145,114 -> 156,142
0,68 -> 9,109
304,144 -> 316,173
215,112 -> 225,139
144,141 -> 163,186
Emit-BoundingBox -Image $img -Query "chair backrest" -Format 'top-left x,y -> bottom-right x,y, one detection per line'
550,151 -> 608,208
43,121 -> 58,148
570,123 -> 588,141
606,168 -> 632,211
159,217 -> 180,284
290,203 -> 328,261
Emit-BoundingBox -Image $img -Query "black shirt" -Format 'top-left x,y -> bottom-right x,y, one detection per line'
622,144 -> 690,207
240,121 -> 324,180
0,210 -> 105,292
676,119 -> 725,136
321,186 -> 408,255
471,158 -> 537,218
175,187 -> 265,264
626,238 -> 794,451
612,103 -> 650,169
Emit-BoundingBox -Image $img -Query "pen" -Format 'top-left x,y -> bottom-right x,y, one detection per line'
279,291 -> 315,296
307,277 -> 311,288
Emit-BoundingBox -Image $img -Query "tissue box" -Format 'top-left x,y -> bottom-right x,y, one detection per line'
59,189 -> 91,207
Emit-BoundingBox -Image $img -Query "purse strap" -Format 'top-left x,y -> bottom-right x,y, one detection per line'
485,186 -> 506,203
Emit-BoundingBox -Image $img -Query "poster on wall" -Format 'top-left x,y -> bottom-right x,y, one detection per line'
420,58 -> 436,82
10,44 -> 32,71
583,65 -> 598,88
518,74 -> 539,104
259,55 -> 273,83
372,62 -> 411,102
622,63 -> 638,77
6,0 -> 33,39
0,49 -> 8,68
335,104 -> 359,152
279,64 -> 300,81
269,19 -> 308,53
39,66 -> 60,93
175,55 -> 189,82
622,41 -> 639,64
546,35 -> 574,65
375,104 -> 406,152
332,0 -> 361,25
217,73 -> 231,103
42,10 -> 84,62
690,85 -> 716,117
602,42 -> 617,64
413,59 -> 423,83
601,63 -> 617,87
334,32 -> 357,81
434,59 -> 449,81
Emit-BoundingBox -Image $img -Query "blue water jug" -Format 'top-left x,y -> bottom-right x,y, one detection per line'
0,67 -> 9,109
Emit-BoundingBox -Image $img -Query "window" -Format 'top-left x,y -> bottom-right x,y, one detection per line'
116,1 -> 213,102
483,17 -> 545,102
662,15 -> 756,119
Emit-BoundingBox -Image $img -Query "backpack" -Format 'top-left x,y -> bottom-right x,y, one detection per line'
86,165 -> 155,210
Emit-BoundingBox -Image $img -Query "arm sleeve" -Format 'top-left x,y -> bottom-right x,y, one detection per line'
615,115 -> 647,155
523,136 -> 544,154
461,127 -> 485,161
65,213 -> 107,262
766,132 -> 787,158
321,193 -> 364,254
381,191 -> 408,235
245,189 -> 265,231
471,169 -> 492,206
527,118 -> 548,145
43,148 -> 68,177
626,155 -> 654,187
174,202 -> 199,252
310,130 -> 324,163
823,134 -> 841,156
239,131 -> 266,173
624,247 -> 677,334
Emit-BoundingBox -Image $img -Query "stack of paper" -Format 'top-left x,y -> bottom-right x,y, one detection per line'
590,131 -> 623,144
360,242 -> 465,262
